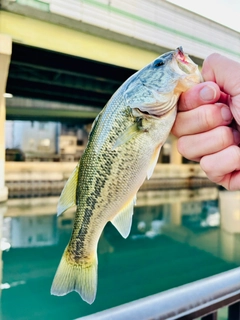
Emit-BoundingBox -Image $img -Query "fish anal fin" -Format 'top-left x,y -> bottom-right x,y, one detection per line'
147,144 -> 162,180
51,248 -> 98,304
57,164 -> 79,216
111,195 -> 136,238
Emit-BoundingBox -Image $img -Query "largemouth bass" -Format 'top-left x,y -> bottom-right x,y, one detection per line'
51,47 -> 202,304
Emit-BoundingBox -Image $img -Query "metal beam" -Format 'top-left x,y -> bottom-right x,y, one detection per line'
6,97 -> 101,122
10,60 -> 123,84
8,64 -> 120,95
0,11 -> 160,69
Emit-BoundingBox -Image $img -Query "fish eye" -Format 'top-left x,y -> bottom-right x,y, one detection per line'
154,59 -> 164,67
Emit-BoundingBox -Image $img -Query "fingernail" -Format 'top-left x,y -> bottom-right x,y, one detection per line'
233,130 -> 240,144
221,106 -> 233,122
200,85 -> 217,101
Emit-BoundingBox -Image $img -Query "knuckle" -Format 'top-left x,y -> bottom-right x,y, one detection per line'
217,126 -> 233,149
203,53 -> 221,69
200,157 -> 219,183
179,93 -> 189,110
231,145 -> 240,163
177,137 -> 187,157
179,89 -> 196,111
215,126 -> 235,150
207,53 -> 222,61
177,137 -> 195,160
172,112 -> 188,138
199,156 -> 210,175
200,107 -> 214,129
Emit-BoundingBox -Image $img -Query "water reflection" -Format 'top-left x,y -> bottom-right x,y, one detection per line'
1,188 -> 240,319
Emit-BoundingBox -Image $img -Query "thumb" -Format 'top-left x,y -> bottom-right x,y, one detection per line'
202,53 -> 240,97
202,53 -> 240,125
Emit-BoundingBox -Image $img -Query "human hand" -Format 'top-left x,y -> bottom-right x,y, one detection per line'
172,54 -> 240,190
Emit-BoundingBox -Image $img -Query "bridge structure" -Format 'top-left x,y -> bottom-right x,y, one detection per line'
0,0 -> 240,202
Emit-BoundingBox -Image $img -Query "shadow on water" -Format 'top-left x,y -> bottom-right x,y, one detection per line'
1,188 -> 240,319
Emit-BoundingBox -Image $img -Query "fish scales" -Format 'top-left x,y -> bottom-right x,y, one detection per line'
71,104 -> 144,252
51,47 -> 202,304
64,98 -> 132,259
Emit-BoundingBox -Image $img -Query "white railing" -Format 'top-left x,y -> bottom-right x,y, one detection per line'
78,267 -> 240,320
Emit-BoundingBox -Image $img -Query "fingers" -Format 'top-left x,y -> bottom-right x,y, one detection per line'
178,81 -> 220,111
200,146 -> 240,190
173,53 -> 240,190
172,103 -> 233,137
177,126 -> 240,161
202,53 -> 240,97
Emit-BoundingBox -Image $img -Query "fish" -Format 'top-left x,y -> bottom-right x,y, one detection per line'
51,47 -> 202,304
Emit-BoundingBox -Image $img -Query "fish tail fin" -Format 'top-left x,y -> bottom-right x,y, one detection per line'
51,248 -> 98,304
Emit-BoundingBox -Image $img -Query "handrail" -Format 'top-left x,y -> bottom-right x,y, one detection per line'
78,267 -> 240,320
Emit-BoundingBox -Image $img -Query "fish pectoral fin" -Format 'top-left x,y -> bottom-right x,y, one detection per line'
147,144 -> 162,180
113,123 -> 140,149
111,195 -> 136,238
57,164 -> 79,216
51,247 -> 97,304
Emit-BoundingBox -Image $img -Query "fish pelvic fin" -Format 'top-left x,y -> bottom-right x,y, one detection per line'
57,164 -> 79,216
147,144 -> 162,180
51,248 -> 98,304
111,195 -> 136,238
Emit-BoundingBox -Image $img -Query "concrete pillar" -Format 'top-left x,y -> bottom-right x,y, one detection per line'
0,203 -> 8,298
170,202 -> 182,225
0,35 -> 12,202
219,191 -> 240,234
170,135 -> 182,164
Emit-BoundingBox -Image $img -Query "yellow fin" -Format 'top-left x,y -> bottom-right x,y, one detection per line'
57,164 -> 79,216
111,195 -> 136,238
113,123 -> 140,149
51,248 -> 98,304
147,144 -> 162,180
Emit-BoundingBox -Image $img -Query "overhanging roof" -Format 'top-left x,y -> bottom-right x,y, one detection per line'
6,43 -> 136,122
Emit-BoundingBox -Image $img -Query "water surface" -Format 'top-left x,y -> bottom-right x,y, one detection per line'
1,188 -> 239,319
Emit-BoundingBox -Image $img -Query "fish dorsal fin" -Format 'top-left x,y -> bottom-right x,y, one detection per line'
111,195 -> 137,238
147,144 -> 162,180
57,164 -> 79,216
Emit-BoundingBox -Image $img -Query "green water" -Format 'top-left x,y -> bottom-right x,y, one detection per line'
1,189 -> 240,319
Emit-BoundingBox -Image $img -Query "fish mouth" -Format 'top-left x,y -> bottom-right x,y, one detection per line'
132,48 -> 202,118
173,47 -> 203,85
174,47 -> 199,75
